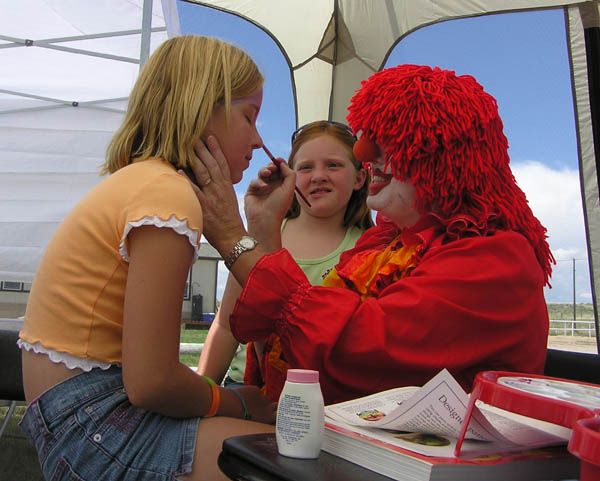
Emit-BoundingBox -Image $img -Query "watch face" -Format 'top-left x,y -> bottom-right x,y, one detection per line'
240,237 -> 256,248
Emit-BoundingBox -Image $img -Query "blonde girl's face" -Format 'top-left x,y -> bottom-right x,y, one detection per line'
204,88 -> 264,184
292,134 -> 366,220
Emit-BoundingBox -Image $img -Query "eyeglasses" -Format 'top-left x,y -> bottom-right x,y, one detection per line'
291,120 -> 357,144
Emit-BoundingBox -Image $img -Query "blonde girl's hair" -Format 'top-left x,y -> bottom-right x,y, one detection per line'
102,35 -> 263,174
286,121 -> 373,230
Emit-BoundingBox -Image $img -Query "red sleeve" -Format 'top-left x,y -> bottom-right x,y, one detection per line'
230,231 -> 549,404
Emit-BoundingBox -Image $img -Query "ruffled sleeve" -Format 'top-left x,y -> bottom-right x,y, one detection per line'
231,249 -> 318,342
118,171 -> 202,261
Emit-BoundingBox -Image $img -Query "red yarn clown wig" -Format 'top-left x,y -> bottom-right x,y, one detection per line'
347,64 -> 554,284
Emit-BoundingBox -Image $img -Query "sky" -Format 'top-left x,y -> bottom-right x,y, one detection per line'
176,2 -> 589,304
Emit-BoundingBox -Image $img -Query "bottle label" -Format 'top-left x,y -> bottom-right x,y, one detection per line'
277,393 -> 312,444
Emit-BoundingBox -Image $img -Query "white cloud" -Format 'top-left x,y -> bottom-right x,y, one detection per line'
512,161 -> 586,257
552,248 -> 580,261
511,161 -> 591,302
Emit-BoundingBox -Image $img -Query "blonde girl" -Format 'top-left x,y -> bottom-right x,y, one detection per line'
19,36 -> 275,481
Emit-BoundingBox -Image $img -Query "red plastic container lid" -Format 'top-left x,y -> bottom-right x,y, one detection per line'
472,371 -> 600,429
569,417 -> 600,466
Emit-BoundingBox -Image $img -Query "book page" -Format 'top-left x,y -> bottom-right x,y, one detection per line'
327,369 -> 498,441
325,385 -> 420,425
325,369 -> 568,448
476,403 -> 571,444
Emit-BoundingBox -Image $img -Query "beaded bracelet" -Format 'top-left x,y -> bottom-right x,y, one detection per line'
230,389 -> 252,421
203,376 -> 220,417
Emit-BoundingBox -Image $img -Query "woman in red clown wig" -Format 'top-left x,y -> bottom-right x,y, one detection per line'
189,64 -> 553,405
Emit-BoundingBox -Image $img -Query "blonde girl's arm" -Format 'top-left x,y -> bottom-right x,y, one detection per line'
197,273 -> 243,384
121,225 -> 246,418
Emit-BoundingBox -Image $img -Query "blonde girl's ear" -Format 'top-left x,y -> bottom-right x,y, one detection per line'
354,167 -> 367,190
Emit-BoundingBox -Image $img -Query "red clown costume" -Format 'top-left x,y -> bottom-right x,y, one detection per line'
236,65 -> 554,405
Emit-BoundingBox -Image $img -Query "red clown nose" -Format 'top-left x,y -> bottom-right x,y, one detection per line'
353,136 -> 380,168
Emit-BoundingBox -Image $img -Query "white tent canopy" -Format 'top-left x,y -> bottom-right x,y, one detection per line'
0,0 -> 168,282
1,0 -> 599,339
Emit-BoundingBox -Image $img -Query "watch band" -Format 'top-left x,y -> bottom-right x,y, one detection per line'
224,236 -> 258,269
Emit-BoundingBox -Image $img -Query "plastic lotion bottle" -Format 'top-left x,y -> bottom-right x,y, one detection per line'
276,369 -> 325,459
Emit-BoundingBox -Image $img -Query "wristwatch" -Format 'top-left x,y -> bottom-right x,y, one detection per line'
224,235 -> 258,269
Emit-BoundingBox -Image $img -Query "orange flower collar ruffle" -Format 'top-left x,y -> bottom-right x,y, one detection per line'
322,235 -> 418,301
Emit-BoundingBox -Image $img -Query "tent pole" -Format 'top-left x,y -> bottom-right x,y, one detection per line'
140,0 -> 154,70
584,24 -> 600,352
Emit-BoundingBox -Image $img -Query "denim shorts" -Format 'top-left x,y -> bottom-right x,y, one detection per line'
20,366 -> 200,481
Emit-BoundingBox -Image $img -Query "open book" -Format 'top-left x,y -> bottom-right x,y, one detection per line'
322,369 -> 578,481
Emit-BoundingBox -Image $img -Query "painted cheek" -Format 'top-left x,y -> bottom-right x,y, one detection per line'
296,172 -> 311,187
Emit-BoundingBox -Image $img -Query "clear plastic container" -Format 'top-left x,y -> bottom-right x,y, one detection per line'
276,369 -> 325,459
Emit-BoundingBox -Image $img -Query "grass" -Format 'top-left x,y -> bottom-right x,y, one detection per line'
179,325 -> 209,367
179,325 -> 209,343
546,303 -> 594,320
0,404 -> 43,481
547,304 -> 596,338
180,352 -> 200,367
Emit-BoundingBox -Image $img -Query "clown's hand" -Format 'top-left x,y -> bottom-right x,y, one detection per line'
244,161 -> 295,251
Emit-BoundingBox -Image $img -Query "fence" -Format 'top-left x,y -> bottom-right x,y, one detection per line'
549,319 -> 596,337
